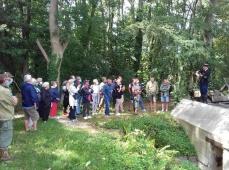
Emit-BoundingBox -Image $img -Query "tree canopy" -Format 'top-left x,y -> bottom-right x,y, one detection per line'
0,0 -> 228,99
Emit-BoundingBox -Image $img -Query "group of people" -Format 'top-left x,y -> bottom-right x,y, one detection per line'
0,63 -> 211,161
60,75 -> 172,122
0,72 -> 172,161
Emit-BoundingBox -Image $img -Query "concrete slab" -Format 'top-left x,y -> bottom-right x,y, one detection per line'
171,99 -> 229,170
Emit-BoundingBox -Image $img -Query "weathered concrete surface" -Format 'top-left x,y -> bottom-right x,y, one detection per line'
171,99 -> 229,170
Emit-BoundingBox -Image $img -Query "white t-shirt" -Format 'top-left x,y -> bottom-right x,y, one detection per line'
91,84 -> 100,94
99,82 -> 105,91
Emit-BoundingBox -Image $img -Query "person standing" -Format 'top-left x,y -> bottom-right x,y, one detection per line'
132,78 -> 146,113
0,73 -> 18,161
38,82 -> 51,122
114,77 -> 125,115
160,79 -> 171,112
62,80 -> 69,115
146,76 -> 159,112
81,80 -> 93,119
103,78 -> 114,117
196,64 -> 210,103
91,79 -> 100,114
21,74 -> 39,131
75,76 -> 82,115
68,79 -> 79,121
131,78 -> 142,113
49,81 -> 60,118
128,78 -> 135,111
98,77 -> 107,112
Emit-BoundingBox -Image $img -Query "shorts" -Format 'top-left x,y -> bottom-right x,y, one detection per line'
23,107 -> 39,121
148,94 -> 157,102
161,95 -> 169,103
0,120 -> 13,149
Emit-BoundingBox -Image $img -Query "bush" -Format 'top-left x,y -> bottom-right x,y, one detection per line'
103,114 -> 196,156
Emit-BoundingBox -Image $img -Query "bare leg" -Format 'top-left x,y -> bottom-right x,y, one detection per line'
24,120 -> 29,131
154,102 -> 157,112
161,103 -> 164,112
149,101 -> 153,112
165,103 -> 169,112
32,121 -> 37,131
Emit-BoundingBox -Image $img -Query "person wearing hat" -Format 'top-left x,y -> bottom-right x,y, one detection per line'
0,73 -> 18,161
196,63 -> 211,103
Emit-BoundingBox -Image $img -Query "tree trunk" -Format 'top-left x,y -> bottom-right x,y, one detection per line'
18,0 -> 32,75
133,0 -> 143,72
49,0 -> 68,83
203,0 -> 216,48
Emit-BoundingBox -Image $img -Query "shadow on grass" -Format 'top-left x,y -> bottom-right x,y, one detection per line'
0,119 -> 126,170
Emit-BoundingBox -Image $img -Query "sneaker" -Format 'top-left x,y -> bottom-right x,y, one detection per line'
142,109 -> 146,112
84,116 -> 88,120
88,116 -> 92,119
116,113 -> 121,116
0,149 -> 11,161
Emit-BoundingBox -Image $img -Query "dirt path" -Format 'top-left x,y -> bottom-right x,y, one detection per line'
56,114 -> 130,137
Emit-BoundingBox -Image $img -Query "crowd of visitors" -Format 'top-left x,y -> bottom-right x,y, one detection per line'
19,74 -> 172,123
0,64 -> 211,161
0,72 -> 172,160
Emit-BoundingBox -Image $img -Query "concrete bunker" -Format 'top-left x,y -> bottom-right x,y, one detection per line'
171,99 -> 229,170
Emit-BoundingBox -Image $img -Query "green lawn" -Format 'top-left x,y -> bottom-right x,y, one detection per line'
0,116 -> 199,170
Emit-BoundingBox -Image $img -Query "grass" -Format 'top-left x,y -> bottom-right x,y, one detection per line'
0,116 -> 199,170
99,113 -> 196,157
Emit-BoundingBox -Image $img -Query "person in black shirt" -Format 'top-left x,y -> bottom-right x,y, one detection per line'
196,63 -> 210,103
114,77 -> 125,115
38,82 -> 52,122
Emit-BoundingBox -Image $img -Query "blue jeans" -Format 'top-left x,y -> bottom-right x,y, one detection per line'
139,96 -> 145,110
104,96 -> 111,115
200,84 -> 208,103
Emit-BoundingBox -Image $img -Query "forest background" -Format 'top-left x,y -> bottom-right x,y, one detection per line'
0,0 -> 228,100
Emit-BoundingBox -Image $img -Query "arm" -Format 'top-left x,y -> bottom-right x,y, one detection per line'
156,82 -> 159,94
30,86 -> 38,106
145,82 -> 149,94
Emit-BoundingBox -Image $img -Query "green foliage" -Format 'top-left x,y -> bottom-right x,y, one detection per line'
103,114 -> 196,156
0,119 -> 198,170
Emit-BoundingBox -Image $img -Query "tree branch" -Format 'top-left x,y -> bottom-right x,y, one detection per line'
36,39 -> 49,63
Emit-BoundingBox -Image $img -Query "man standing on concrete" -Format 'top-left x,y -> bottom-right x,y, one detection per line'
196,64 -> 211,103
0,73 -> 18,161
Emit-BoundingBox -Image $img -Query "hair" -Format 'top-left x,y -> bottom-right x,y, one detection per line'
42,82 -> 49,88
51,81 -> 57,86
37,78 -> 42,82
24,74 -> 32,82
70,75 -> 75,79
93,79 -> 99,85
31,78 -> 37,85
101,77 -> 107,82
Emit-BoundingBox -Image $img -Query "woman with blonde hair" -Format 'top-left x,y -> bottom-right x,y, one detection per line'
91,79 -> 100,114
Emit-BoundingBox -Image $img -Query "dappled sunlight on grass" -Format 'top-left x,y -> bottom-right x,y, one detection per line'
0,115 -> 199,170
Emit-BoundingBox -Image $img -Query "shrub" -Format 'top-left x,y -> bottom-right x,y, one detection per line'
103,114 -> 196,156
